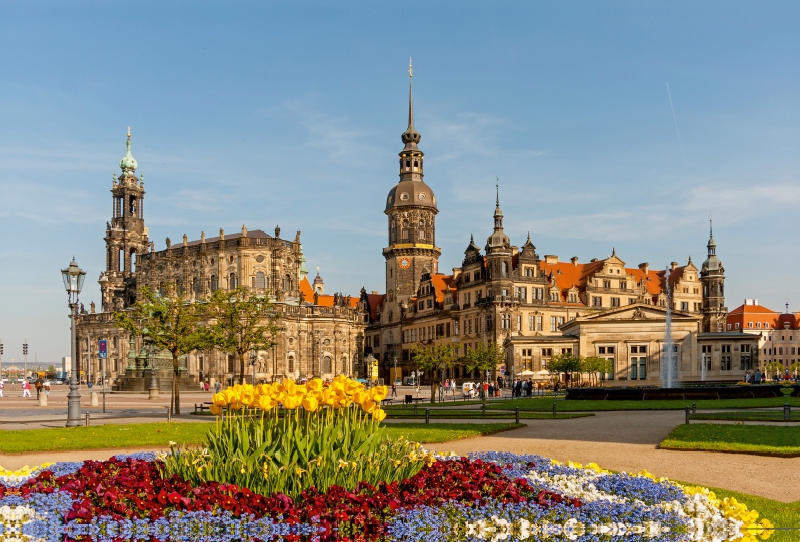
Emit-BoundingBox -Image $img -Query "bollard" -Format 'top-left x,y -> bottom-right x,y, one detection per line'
85,411 -> 90,427
39,394 -> 48,407
685,406 -> 690,425
515,406 -> 520,424
425,408 -> 430,424
90,392 -> 99,407
414,404 -> 418,416
692,402 -> 696,414
785,403 -> 791,421
552,402 -> 557,419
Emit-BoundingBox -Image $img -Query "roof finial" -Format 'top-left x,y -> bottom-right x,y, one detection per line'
612,247 -> 616,257
495,176 -> 500,207
408,57 -> 414,129
527,231 -> 531,242
709,216 -> 713,239
127,126 -> 130,139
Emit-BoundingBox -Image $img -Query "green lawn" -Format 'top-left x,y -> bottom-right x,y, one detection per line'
481,396 -> 800,412
660,424 -> 800,456
691,411 -> 800,422
0,421 -> 522,454
675,483 -> 800,542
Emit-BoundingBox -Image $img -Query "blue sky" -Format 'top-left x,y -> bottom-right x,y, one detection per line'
1,1 -> 798,365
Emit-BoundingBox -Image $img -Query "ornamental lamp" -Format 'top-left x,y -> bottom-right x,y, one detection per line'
61,257 -> 86,300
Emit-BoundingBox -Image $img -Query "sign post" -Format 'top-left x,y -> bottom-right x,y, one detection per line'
98,340 -> 107,413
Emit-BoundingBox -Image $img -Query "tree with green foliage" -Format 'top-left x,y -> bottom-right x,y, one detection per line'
463,341 -> 505,399
207,287 -> 281,385
47,364 -> 57,374
114,285 -> 212,415
410,342 -> 458,404
790,361 -> 800,379
764,361 -> 784,381
547,353 -> 582,387
581,356 -> 613,386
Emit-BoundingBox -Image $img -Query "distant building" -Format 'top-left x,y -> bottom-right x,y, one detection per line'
726,299 -> 799,372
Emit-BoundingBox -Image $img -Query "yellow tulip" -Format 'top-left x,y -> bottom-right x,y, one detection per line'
362,399 -> 377,413
371,386 -> 388,402
283,395 -> 302,409
223,388 -> 237,404
307,378 -> 323,392
302,395 -> 319,412
257,395 -> 276,411
256,383 -> 271,396
211,393 -> 227,407
353,391 -> 369,405
209,404 -> 222,416
372,408 -> 387,422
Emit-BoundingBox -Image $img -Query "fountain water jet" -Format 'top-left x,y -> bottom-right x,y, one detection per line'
661,265 -> 676,388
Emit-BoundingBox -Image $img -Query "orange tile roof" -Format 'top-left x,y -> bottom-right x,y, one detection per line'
726,302 -> 784,330
539,260 -> 604,292
365,293 -> 386,321
430,274 -> 456,304
298,276 -> 359,308
299,276 -> 315,300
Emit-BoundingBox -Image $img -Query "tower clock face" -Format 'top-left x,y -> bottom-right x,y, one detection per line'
399,258 -> 410,269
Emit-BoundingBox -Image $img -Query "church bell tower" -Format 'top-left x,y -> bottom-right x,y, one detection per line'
382,60 -> 441,311
700,220 -> 726,332
100,128 -> 149,311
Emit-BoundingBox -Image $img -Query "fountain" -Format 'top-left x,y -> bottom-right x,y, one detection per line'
661,265 -> 676,388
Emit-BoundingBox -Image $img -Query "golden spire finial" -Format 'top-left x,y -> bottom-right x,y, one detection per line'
409,57 -> 413,78
127,126 -> 131,139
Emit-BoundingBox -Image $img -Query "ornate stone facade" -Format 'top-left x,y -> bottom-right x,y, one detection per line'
362,76 -> 757,386
75,131 -> 366,387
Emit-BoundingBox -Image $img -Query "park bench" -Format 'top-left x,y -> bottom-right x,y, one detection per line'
194,402 -> 213,413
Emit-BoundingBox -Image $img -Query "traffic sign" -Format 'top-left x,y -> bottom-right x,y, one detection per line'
98,339 -> 108,359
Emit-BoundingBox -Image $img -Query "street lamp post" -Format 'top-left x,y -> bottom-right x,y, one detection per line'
146,339 -> 160,400
250,350 -> 257,384
61,258 -> 86,428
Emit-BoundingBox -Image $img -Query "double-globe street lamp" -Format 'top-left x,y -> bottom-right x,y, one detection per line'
61,258 -> 86,427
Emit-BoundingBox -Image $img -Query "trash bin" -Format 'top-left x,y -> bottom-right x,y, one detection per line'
405,394 -> 413,404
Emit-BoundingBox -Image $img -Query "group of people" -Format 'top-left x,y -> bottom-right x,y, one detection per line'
0,378 -> 49,398
746,369 -> 799,383
200,380 -> 221,393
511,378 -> 537,397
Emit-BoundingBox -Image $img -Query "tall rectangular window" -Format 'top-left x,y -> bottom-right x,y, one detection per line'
528,314 -> 535,331
610,297 -> 620,308
536,315 -> 543,331
550,316 -> 557,332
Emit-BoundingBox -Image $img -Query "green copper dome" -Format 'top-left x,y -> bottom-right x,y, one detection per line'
119,129 -> 138,173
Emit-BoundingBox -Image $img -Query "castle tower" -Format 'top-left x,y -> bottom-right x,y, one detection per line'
700,220 -> 726,332
100,128 -> 149,311
383,60 -> 440,307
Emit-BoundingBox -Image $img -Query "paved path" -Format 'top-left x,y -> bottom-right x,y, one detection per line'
425,411 -> 800,503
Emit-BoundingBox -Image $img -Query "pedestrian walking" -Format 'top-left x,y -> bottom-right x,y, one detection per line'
22,380 -> 32,398
214,381 -> 220,394
391,383 -> 397,397
0,380 -> 4,397
200,380 -> 205,391
204,381 -> 210,392
44,382 -> 51,396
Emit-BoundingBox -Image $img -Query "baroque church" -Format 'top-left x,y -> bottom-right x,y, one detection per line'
75,130 -> 366,388
361,70 -> 758,386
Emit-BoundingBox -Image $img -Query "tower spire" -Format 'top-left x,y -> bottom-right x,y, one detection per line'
496,176 -> 500,207
408,57 -> 414,129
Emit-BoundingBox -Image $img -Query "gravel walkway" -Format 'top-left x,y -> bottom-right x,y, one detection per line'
425,410 -> 800,503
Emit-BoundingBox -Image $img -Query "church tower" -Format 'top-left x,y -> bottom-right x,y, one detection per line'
700,220 -> 726,332
100,128 -> 149,311
383,60 -> 440,309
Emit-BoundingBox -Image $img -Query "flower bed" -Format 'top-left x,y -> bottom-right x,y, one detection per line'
0,451 -> 772,542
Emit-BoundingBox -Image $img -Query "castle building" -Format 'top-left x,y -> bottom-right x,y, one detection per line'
75,132 -> 366,387
361,72 -> 758,386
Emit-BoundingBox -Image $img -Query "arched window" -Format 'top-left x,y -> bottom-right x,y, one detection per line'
229,273 -> 237,289
210,275 -> 218,293
282,274 -> 291,291
118,249 -> 124,272
419,229 -> 425,240
255,271 -> 266,289
158,282 -> 166,296
130,250 -> 137,272
176,279 -> 183,296
501,262 -> 509,275
288,355 -> 295,373
322,356 -> 332,373
193,277 -> 201,294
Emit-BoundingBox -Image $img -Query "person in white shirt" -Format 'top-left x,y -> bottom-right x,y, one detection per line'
22,380 -> 32,397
